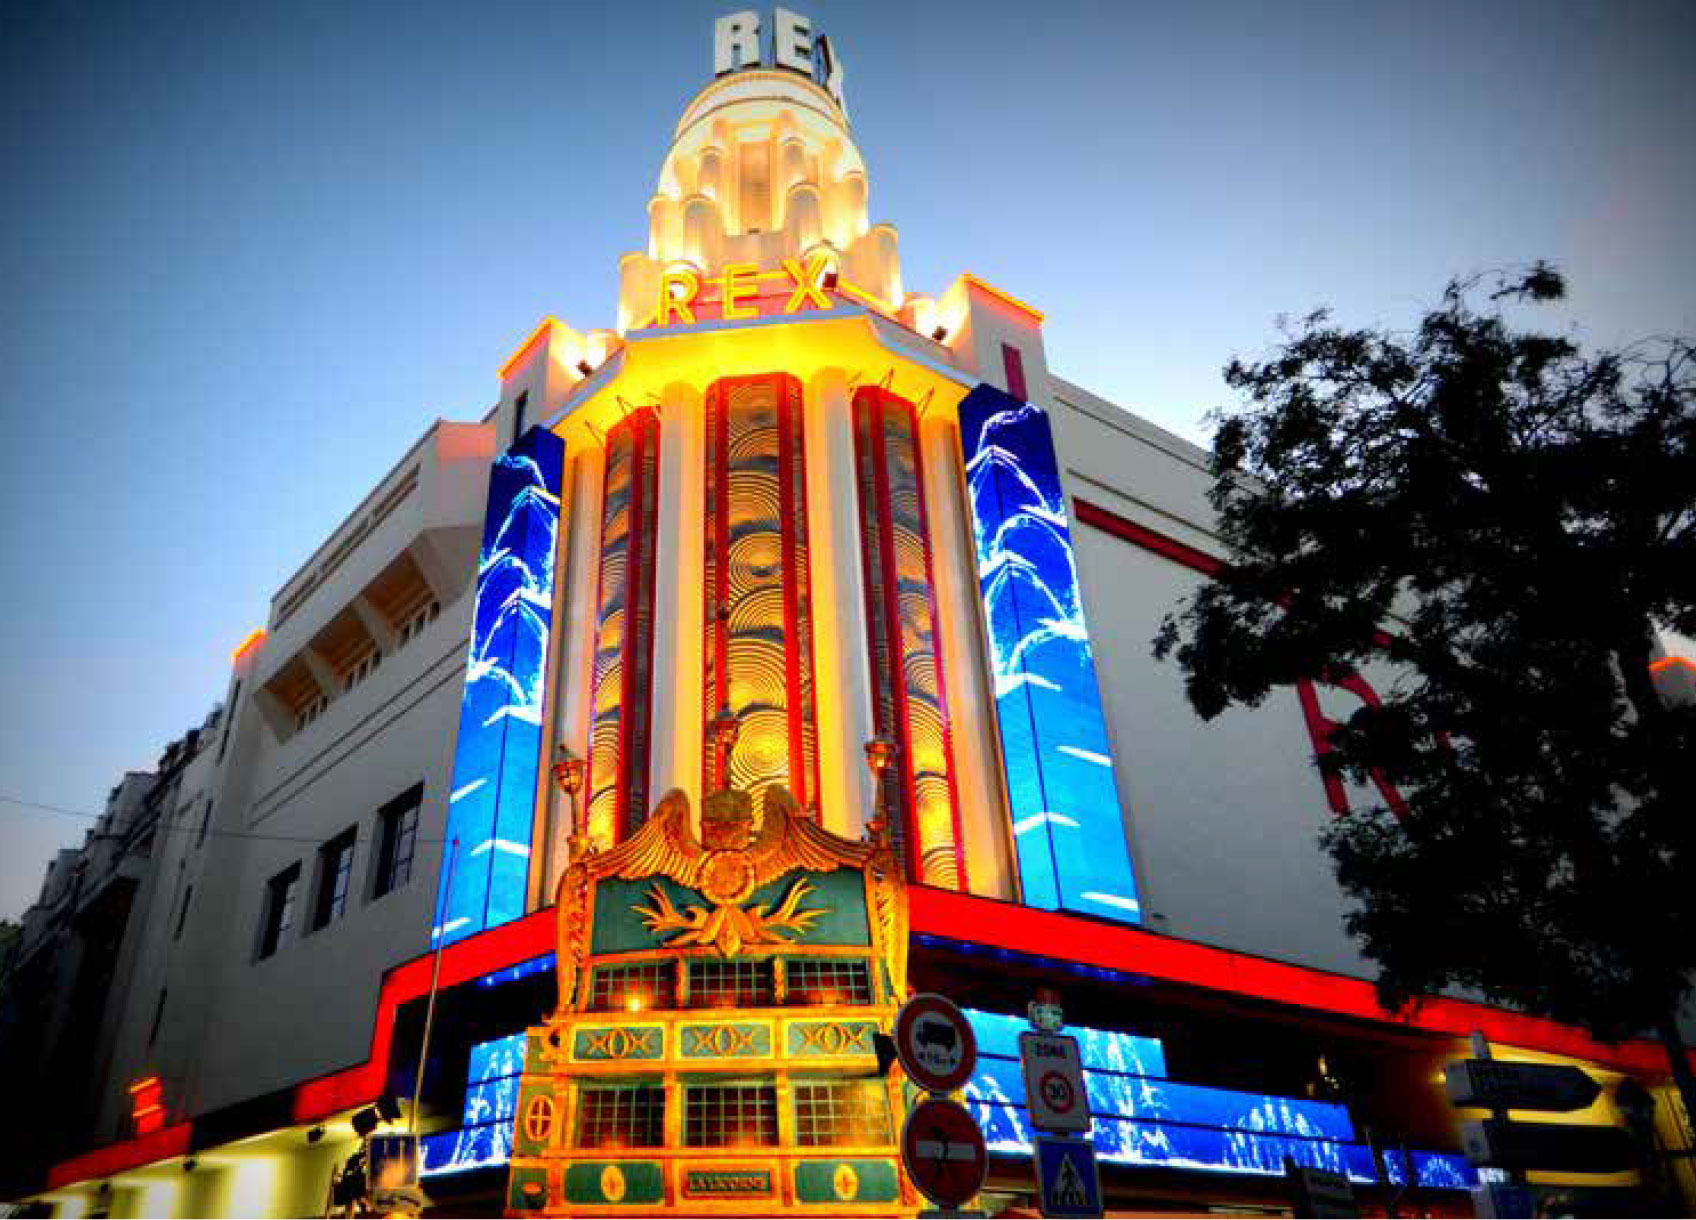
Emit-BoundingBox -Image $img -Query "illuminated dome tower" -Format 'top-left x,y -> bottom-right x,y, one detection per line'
617,68 -> 901,332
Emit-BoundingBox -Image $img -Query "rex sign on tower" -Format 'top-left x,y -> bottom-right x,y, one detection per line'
714,7 -> 847,114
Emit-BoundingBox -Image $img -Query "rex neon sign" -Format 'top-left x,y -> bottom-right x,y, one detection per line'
654,253 -> 851,327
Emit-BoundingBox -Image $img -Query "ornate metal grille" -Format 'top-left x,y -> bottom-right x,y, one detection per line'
687,958 -> 775,1008
576,1085 -> 665,1149
792,1080 -> 892,1147
786,958 -> 874,1006
685,1083 -> 779,1147
588,961 -> 677,1012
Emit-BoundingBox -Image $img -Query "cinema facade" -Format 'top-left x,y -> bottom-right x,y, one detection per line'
10,10 -> 1695,1218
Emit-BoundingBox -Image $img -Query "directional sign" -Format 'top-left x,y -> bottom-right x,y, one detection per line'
1019,1031 -> 1090,1133
901,1097 -> 987,1208
1461,1118 -> 1635,1174
1445,1059 -> 1601,1112
1035,1135 -> 1103,1219
894,993 -> 978,1094
1285,1162 -> 1356,1219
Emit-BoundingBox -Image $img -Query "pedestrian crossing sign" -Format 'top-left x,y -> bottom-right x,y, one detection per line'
1035,1135 -> 1103,1218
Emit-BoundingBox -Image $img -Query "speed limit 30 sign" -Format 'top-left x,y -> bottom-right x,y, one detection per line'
1019,1031 -> 1090,1134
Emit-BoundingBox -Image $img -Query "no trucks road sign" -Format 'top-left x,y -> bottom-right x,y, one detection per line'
894,992 -> 978,1094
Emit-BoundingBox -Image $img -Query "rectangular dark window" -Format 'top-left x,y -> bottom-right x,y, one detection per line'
257,864 -> 300,958
372,783 -> 422,899
688,958 -> 775,1008
195,799 -> 212,848
685,1083 -> 778,1148
1001,342 -> 1028,401
588,961 -> 677,1012
147,988 -> 167,1046
576,1085 -> 665,1149
173,884 -> 194,941
311,828 -> 357,930
514,389 -> 530,438
786,958 -> 873,1006
793,1080 -> 891,1147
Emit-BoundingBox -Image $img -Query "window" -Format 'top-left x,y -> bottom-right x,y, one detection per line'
312,828 -> 357,930
576,1085 -> 665,1149
793,1080 -> 892,1147
147,988 -> 168,1046
1001,342 -> 1028,401
685,1083 -> 778,1148
513,389 -> 530,439
195,799 -> 212,848
588,961 -> 677,1012
372,784 -> 422,899
257,864 -> 299,958
688,958 -> 774,1008
299,693 -> 330,729
397,599 -> 441,647
344,649 -> 382,692
173,884 -> 194,940
787,958 -> 873,1006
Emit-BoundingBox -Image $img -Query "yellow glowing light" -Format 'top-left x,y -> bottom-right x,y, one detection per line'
718,262 -> 762,320
783,254 -> 833,313
625,993 -> 645,1012
961,273 -> 1045,323
657,269 -> 700,326
230,629 -> 267,664
500,317 -> 562,379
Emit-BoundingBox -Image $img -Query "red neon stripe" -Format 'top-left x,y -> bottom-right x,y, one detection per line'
1074,499 -> 1225,576
46,1122 -> 192,1190
711,386 -> 731,790
909,887 -> 1685,1075
777,380 -> 805,805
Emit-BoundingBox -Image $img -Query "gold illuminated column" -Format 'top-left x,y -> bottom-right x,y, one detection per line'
805,368 -> 875,839
585,407 -> 663,846
543,450 -> 605,895
701,373 -> 822,810
647,381 -> 705,822
852,386 -> 965,888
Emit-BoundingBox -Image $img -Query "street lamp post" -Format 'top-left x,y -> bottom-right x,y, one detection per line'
551,745 -> 589,860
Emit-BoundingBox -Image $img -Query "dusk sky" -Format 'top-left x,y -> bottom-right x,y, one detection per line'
1,0 -> 1691,920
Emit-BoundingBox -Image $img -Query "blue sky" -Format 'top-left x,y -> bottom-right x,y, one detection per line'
0,0 -> 1691,919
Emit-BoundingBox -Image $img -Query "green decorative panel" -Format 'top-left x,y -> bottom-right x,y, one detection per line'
795,1159 -> 901,1204
679,1022 -> 772,1058
592,869 -> 870,955
511,1082 -> 560,1157
572,1024 -> 665,1061
507,1165 -> 548,1212
787,1020 -> 878,1057
564,1161 -> 665,1206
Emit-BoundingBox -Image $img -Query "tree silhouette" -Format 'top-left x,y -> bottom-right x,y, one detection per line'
1154,266 -> 1696,1134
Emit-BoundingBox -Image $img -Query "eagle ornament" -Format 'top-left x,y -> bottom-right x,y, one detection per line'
551,782 -> 900,1011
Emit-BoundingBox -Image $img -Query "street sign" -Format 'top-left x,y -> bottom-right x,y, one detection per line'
1018,1031 -> 1090,1134
1285,1161 -> 1356,1219
1445,1059 -> 1601,1112
1471,1183 -> 1535,1219
894,993 -> 978,1094
901,1097 -> 988,1209
1461,1118 -> 1635,1174
1035,1135 -> 1103,1219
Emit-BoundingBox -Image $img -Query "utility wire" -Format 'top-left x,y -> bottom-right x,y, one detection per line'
0,795 -> 450,846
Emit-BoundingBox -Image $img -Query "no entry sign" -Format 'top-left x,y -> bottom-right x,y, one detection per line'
894,993 -> 978,1093
1019,1031 -> 1089,1133
901,1097 -> 988,1209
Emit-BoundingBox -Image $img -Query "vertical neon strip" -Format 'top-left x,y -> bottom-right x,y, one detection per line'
853,386 -> 965,888
585,409 -> 662,846
434,426 -> 565,946
955,384 -> 1140,923
701,374 -> 821,808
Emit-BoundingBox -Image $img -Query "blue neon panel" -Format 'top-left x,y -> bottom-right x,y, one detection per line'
433,427 -> 565,946
959,1008 -> 1474,1189
466,1032 -> 527,1087
967,1008 -> 1166,1077
956,385 -> 1139,922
